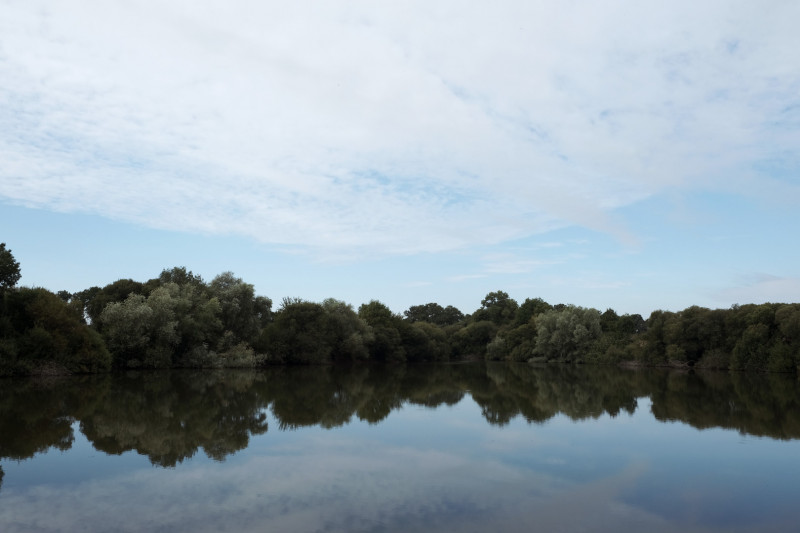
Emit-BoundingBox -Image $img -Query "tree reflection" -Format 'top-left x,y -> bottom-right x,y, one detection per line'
474,363 -> 642,425
0,377 -> 89,461
79,371 -> 269,466
2,363 -> 800,481
649,370 -> 800,440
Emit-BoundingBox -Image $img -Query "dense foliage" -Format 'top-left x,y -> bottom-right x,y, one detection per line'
1,244 -> 799,374
0,243 -> 21,292
1,242 -> 109,375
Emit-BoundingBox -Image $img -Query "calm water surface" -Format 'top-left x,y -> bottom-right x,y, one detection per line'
1,363 -> 799,532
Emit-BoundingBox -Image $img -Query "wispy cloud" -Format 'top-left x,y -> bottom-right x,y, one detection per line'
548,275 -> 631,291
404,281 -> 433,288
1,1 -> 798,259
481,253 -> 560,274
446,274 -> 488,283
712,273 -> 800,306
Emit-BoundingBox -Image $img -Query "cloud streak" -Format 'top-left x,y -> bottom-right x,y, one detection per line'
712,273 -> 800,306
0,433 -> 664,533
1,0 -> 798,259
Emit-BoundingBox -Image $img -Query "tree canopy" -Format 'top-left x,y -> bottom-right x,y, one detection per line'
0,243 -> 21,291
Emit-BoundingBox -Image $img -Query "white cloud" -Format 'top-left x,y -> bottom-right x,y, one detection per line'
1,0 -> 798,258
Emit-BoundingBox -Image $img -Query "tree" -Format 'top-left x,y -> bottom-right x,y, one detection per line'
149,266 -> 205,291
0,243 -> 21,291
99,293 -> 165,368
473,291 -> 518,325
618,313 -> 646,336
503,321 -> 539,361
358,300 -> 397,327
731,324 -> 771,371
514,297 -> 551,326
441,305 -> 466,325
75,279 -> 144,326
209,272 -> 272,347
358,301 -> 406,362
450,320 -> 498,359
97,283 -> 221,368
600,308 -> 620,334
535,305 -> 602,362
1,287 -> 111,374
260,300 -> 333,364
404,303 -> 464,326
636,310 -> 674,364
402,321 -> 450,362
322,298 -> 372,361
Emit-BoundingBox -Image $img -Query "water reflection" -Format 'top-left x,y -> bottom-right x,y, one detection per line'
1,363 -> 799,469
3,364 -> 800,532
80,372 -> 269,466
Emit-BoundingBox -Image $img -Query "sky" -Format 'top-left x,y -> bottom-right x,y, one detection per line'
1,0 -> 799,318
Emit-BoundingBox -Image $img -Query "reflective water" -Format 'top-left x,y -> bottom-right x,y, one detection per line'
1,363 -> 799,532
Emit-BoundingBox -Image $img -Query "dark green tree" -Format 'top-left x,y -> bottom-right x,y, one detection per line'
450,320 -> 498,359
209,272 -> 272,348
321,298 -> 372,361
260,300 -> 333,364
149,266 -> 205,291
731,324 -> 771,371
618,313 -> 646,335
358,301 -> 406,362
0,243 -> 21,291
1,287 -> 111,374
473,291 -> 518,326
514,297 -> 551,326
600,308 -> 620,334
404,303 -> 464,326
75,279 -> 145,326
401,321 -> 450,362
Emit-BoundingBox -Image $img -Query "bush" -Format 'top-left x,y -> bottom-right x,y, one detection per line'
695,348 -> 730,370
1,288 -> 111,374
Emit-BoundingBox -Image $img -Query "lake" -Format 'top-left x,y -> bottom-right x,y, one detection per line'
1,363 -> 799,532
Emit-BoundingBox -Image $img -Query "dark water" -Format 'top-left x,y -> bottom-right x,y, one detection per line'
1,363 -> 799,532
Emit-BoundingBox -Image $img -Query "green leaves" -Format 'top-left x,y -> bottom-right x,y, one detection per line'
535,306 -> 602,362
474,291 -> 519,326
2,288 -> 111,374
0,243 -> 21,291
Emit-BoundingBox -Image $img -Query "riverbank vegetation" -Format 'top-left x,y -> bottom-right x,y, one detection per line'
1,243 -> 799,375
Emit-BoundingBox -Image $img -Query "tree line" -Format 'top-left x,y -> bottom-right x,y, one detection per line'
1,242 -> 799,375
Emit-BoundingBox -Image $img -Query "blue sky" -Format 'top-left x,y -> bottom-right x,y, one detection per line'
1,0 -> 799,317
